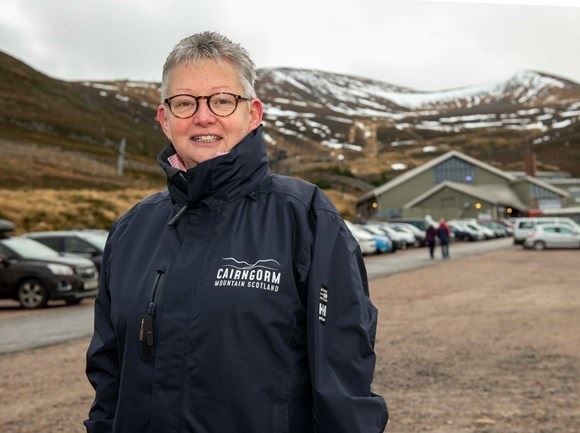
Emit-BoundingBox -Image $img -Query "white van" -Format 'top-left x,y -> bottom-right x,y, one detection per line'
513,217 -> 579,245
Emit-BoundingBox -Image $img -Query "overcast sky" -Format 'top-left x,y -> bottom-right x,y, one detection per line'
1,0 -> 579,91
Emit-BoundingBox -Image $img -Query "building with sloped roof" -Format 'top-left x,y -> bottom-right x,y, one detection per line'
357,150 -> 569,220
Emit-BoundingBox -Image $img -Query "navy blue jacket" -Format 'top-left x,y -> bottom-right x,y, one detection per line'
85,127 -> 388,433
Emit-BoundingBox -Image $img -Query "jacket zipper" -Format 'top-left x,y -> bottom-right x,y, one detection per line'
139,269 -> 166,359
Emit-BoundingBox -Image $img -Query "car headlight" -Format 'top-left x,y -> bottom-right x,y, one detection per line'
47,263 -> 74,275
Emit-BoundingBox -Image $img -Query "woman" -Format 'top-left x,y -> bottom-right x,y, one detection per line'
426,223 -> 437,259
85,32 -> 387,433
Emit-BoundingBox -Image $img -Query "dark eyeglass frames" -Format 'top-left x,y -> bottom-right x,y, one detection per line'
164,92 -> 251,118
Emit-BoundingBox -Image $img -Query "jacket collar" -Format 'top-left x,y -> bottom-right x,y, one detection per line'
158,126 -> 270,208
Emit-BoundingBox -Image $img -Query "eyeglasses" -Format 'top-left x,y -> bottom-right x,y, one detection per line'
164,92 -> 251,118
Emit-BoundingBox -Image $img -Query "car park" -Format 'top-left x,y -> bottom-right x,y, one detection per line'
367,223 -> 410,250
513,217 -> 579,245
466,220 -> 495,239
0,237 -> 98,308
450,219 -> 492,240
448,221 -> 484,241
523,224 -> 580,250
389,222 -> 426,246
477,221 -> 508,238
24,230 -> 108,272
387,224 -> 419,247
344,221 -> 378,255
358,225 -> 394,253
387,218 -> 429,231
448,223 -> 477,241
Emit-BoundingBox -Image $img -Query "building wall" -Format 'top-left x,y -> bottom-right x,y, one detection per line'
473,167 -> 511,185
511,181 -> 531,205
402,187 -> 495,220
373,161 -> 511,218
512,180 -> 566,208
374,169 -> 434,217
546,181 -> 580,206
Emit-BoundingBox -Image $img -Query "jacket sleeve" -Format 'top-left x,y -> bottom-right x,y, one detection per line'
84,228 -> 119,433
303,207 -> 388,433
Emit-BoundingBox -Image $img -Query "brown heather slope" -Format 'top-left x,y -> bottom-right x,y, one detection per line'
2,50 -> 579,195
0,50 -> 164,161
0,188 -> 159,233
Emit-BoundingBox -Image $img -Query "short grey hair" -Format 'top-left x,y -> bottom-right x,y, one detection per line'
160,31 -> 257,101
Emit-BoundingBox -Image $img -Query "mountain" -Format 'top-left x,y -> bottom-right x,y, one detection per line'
1,50 -> 579,193
256,68 -> 580,182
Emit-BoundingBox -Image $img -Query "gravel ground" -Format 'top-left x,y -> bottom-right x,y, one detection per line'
0,248 -> 578,432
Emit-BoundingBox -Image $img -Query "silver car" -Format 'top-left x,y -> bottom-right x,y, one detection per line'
523,224 -> 580,250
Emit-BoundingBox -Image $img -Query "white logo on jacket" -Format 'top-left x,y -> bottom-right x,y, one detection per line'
214,257 -> 281,292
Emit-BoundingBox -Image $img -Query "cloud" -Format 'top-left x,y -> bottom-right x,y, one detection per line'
0,0 -> 578,90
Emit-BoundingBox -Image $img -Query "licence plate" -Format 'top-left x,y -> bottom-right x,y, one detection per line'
84,279 -> 99,290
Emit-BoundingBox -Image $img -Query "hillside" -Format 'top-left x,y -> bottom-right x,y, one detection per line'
1,50 -> 579,194
256,68 -> 580,181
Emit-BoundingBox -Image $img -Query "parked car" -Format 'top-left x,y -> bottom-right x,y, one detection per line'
344,221 -> 377,255
0,218 -> 15,238
389,222 -> 426,246
477,220 -> 508,237
24,230 -> 108,272
447,221 -> 481,241
368,223 -> 410,250
387,218 -> 429,231
513,217 -> 579,245
448,223 -> 477,241
449,219 -> 491,240
358,225 -> 394,253
0,237 -> 98,308
523,224 -> 580,250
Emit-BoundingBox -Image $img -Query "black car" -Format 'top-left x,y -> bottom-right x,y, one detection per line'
23,230 -> 108,272
0,237 -> 99,308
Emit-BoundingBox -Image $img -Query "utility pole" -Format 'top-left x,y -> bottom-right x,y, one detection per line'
117,138 -> 126,176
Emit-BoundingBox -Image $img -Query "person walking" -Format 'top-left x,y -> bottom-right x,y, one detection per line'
437,218 -> 451,259
425,224 -> 437,259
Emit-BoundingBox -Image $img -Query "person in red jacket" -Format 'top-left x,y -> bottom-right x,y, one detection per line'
437,218 -> 451,259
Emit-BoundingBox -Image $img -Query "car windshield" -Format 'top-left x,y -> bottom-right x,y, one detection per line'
2,237 -> 60,259
80,233 -> 107,251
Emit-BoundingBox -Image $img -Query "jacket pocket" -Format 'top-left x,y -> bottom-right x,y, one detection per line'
272,402 -> 289,433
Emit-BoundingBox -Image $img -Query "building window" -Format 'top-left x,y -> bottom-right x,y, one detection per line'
434,157 -> 475,184
529,184 -> 558,200
569,187 -> 580,204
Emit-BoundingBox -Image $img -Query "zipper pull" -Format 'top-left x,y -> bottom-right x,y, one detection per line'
144,314 -> 155,347
147,301 -> 156,318
144,302 -> 155,348
139,302 -> 156,354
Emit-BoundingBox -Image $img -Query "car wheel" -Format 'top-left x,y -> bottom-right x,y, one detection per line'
65,299 -> 82,306
17,278 -> 48,309
533,241 -> 546,251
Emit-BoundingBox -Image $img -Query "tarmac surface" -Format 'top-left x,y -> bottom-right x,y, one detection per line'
1,244 -> 577,433
0,238 -> 512,355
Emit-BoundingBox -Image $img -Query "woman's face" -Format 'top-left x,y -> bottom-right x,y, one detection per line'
156,59 -> 263,168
